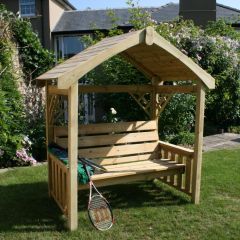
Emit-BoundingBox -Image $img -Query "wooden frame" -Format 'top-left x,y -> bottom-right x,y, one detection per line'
37,27 -> 215,230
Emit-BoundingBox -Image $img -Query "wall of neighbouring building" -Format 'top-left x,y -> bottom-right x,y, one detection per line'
49,0 -> 66,31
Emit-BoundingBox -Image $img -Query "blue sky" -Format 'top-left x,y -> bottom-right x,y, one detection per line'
69,0 -> 240,10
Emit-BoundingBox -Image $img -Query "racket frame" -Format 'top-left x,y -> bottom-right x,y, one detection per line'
84,164 -> 114,231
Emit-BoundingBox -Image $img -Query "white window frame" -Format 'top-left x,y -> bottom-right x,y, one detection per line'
19,0 -> 36,17
54,34 -> 87,60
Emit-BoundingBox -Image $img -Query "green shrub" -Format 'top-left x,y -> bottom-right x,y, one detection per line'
0,18 -> 26,167
167,132 -> 195,146
228,126 -> 240,134
0,5 -> 54,166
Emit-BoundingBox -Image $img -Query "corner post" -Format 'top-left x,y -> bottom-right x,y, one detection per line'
192,83 -> 206,204
45,83 -> 53,197
67,82 -> 78,230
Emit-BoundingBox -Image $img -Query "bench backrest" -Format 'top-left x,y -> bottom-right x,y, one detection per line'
53,121 -> 160,166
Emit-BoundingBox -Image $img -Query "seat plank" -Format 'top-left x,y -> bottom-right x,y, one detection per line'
93,153 -> 156,166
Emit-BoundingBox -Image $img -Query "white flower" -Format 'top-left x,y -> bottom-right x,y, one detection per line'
110,108 -> 117,115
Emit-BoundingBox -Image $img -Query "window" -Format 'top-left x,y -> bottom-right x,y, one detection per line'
20,0 -> 35,17
55,35 -> 86,60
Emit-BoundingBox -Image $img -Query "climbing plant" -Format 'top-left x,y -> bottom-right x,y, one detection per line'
0,4 -> 54,167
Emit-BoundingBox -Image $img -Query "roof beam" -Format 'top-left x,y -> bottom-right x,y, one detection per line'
48,85 -> 197,95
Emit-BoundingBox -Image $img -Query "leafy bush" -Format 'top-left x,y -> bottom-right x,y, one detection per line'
0,15 -> 26,167
166,132 -> 195,146
0,5 -> 54,166
228,126 -> 240,134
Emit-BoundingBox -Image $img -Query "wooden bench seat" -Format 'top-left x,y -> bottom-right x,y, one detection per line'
49,120 -> 191,215
79,159 -> 185,190
53,120 -> 185,187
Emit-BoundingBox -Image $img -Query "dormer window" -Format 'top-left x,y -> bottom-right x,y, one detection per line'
20,0 -> 36,17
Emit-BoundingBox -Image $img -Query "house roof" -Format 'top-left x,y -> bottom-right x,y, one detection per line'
37,27 -> 215,90
53,3 -> 240,33
55,0 -> 76,11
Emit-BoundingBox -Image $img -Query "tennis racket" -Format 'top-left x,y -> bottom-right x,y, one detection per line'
83,163 -> 114,231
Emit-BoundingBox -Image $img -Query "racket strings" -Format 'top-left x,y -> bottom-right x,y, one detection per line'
88,194 -> 113,231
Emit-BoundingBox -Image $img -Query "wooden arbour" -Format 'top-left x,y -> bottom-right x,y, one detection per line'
36,27 -> 215,231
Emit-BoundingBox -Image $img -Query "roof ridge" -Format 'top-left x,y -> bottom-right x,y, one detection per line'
65,2 -> 178,13
217,3 -> 240,13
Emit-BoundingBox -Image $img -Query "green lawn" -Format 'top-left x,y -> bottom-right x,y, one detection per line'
0,149 -> 239,240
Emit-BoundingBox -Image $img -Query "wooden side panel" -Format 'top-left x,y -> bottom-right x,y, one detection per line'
49,153 -> 68,215
159,141 -> 194,197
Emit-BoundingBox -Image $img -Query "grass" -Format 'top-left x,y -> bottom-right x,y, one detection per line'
0,148 -> 239,240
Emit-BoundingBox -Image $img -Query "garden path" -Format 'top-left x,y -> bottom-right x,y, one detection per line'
203,133 -> 240,152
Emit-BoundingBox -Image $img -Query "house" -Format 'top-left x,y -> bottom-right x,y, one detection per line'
53,1 -> 240,59
1,0 -> 239,57
0,0 -> 75,49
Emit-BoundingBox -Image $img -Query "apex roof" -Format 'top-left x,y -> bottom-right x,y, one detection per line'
37,27 -> 215,90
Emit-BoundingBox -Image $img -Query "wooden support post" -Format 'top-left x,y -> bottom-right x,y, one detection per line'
192,83 -> 206,204
67,82 -> 78,231
46,84 -> 54,197
151,78 -> 160,121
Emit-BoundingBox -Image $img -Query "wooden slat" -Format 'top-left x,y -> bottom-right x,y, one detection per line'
177,155 -> 183,189
93,153 -> 157,166
104,159 -> 177,171
185,157 -> 192,194
55,163 -> 58,200
52,159 -> 55,196
58,167 -> 61,202
56,131 -> 159,148
54,121 -> 157,137
78,142 -> 158,159
163,150 -> 169,182
170,153 -> 176,185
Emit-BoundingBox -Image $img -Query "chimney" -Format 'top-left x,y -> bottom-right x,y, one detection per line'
179,0 -> 216,27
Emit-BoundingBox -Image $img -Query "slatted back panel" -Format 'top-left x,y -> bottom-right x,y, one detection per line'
53,121 -> 159,166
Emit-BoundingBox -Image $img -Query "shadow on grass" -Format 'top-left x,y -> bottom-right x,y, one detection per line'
78,180 -> 190,210
0,180 -> 190,233
0,182 -> 64,233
